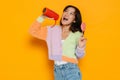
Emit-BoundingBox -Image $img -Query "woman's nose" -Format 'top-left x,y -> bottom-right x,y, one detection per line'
65,12 -> 69,16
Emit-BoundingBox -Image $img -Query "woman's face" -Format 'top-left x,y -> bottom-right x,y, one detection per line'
61,7 -> 76,26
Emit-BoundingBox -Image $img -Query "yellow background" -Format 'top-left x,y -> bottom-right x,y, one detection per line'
0,0 -> 120,80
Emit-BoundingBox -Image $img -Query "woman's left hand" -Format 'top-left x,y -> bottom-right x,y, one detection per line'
78,36 -> 87,48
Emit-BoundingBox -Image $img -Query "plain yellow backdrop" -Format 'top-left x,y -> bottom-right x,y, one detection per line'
0,0 -> 120,80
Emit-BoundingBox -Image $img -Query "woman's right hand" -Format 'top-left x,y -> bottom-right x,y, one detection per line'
42,14 -> 54,20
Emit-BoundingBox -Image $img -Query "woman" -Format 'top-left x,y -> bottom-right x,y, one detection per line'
29,5 -> 87,80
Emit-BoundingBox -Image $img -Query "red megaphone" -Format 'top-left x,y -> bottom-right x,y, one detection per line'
43,8 -> 59,20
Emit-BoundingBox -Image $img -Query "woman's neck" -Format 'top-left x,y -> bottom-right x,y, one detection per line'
62,25 -> 71,32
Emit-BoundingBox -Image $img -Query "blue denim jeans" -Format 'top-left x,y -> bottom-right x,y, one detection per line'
54,63 -> 81,80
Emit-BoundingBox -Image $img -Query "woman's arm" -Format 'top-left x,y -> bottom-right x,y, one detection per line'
29,16 -> 48,40
75,36 -> 87,58
75,46 -> 85,58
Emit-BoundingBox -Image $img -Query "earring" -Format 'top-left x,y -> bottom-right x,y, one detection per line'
73,21 -> 76,23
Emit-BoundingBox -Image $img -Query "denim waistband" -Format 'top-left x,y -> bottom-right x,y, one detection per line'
54,62 -> 78,69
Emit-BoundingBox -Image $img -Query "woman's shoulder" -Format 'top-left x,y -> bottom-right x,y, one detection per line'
47,25 -> 62,33
47,25 -> 61,28
71,31 -> 83,40
72,31 -> 82,36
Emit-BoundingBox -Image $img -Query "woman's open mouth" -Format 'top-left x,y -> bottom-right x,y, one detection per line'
63,17 -> 68,21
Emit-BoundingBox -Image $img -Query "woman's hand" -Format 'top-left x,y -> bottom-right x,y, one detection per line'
78,36 -> 87,48
42,15 -> 54,20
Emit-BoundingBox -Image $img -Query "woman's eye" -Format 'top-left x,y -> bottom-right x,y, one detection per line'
70,13 -> 74,15
64,10 -> 68,12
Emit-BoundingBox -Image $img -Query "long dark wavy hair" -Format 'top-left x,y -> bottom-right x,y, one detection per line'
60,5 -> 82,33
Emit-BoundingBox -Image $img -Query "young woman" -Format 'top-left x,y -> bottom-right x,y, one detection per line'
29,5 -> 87,80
